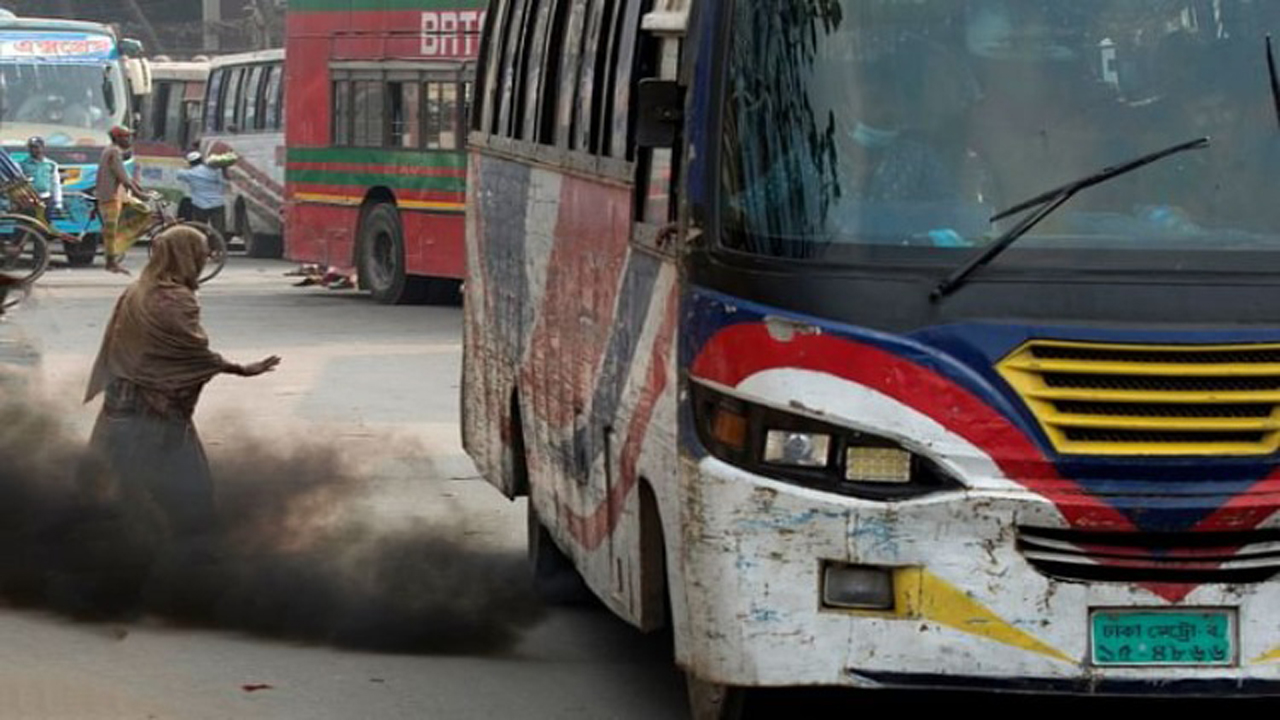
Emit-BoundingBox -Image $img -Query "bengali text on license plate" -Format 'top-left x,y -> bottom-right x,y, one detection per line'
1091,610 -> 1234,666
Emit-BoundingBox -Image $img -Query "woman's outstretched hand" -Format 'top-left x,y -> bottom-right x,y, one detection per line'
239,355 -> 281,377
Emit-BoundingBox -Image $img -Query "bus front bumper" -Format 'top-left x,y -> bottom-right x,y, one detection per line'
676,456 -> 1280,695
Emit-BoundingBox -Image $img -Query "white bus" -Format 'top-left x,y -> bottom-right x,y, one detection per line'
201,48 -> 285,258
136,58 -> 210,220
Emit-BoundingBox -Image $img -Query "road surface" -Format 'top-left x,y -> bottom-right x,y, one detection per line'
0,257 -> 685,720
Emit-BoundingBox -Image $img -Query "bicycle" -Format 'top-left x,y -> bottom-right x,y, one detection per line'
0,215 -> 51,283
60,190 -> 228,285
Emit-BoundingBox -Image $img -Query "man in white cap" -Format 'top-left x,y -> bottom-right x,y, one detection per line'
176,150 -> 227,234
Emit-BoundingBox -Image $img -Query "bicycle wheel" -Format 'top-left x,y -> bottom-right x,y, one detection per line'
0,213 -> 51,285
178,220 -> 228,285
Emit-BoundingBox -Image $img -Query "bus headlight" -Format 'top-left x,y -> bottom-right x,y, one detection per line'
764,430 -> 831,468
692,382 -> 960,500
845,446 -> 912,484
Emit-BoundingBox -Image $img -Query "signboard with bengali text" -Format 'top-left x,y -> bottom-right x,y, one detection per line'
0,32 -> 116,64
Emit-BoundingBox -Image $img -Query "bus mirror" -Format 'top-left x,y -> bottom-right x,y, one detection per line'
636,79 -> 684,149
102,68 -> 117,115
119,38 -> 145,57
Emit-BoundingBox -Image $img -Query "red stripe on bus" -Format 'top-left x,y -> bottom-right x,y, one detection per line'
562,284 -> 680,551
289,182 -> 463,204
690,325 -> 1132,532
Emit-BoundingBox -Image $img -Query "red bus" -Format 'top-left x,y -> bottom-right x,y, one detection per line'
284,1 -> 485,304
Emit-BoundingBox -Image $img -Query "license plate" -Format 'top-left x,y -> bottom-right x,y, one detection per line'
1091,610 -> 1234,666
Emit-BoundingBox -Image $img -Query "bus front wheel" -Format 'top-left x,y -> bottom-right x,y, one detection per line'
64,233 -> 98,267
245,233 -> 283,259
358,203 -> 418,305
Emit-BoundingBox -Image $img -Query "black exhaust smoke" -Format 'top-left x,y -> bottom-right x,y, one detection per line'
0,394 -> 544,654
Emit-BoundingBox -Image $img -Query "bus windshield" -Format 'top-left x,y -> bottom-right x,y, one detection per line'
721,0 -> 1280,262
0,62 -> 127,140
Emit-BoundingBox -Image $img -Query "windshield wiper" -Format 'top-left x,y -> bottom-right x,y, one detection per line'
930,136 -> 1210,302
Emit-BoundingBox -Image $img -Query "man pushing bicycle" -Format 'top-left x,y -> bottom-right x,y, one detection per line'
97,126 -> 150,274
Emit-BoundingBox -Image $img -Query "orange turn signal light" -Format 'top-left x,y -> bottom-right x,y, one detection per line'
710,404 -> 748,451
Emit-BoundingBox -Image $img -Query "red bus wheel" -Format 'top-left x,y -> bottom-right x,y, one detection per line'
357,202 -> 417,305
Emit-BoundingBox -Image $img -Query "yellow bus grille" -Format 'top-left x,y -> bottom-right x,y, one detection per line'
996,341 -> 1280,456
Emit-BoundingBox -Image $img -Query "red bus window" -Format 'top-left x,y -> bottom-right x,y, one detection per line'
390,82 -> 421,149
352,80 -> 385,147
331,79 -> 351,145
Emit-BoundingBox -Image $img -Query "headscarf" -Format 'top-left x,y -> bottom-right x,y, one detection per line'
84,226 -> 228,403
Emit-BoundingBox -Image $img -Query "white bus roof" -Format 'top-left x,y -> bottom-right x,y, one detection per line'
149,61 -> 210,82
210,48 -> 284,69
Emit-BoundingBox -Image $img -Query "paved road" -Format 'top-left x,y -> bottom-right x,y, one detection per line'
0,257 -> 685,720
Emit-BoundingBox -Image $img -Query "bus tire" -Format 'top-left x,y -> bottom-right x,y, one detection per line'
64,233 -> 98,267
527,500 -> 595,606
357,202 -> 418,305
685,675 -> 746,720
245,233 -> 283,259
234,201 -> 250,249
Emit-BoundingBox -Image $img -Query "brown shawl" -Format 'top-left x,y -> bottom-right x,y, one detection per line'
84,226 -> 230,403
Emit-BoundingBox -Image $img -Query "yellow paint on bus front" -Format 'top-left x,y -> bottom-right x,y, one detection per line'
896,568 -> 1074,664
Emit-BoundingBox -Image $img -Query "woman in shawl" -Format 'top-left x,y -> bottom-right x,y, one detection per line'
84,226 -> 280,535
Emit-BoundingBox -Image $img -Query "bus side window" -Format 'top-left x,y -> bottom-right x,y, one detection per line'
426,81 -> 457,150
164,82 -> 184,147
518,0 -> 565,142
477,0 -> 512,135
634,1 -> 676,224
242,65 -> 264,132
389,80 -> 420,149
554,0 -> 588,148
221,67 -> 244,133
143,81 -> 166,141
332,78 -> 351,146
183,79 -> 205,150
272,64 -> 285,130
204,69 -> 224,133
609,0 -> 643,161
497,0 -> 533,138
352,79 -> 384,147
461,81 -> 474,142
573,0 -> 609,153
533,1 -> 569,145
510,0 -> 540,140
263,65 -> 283,132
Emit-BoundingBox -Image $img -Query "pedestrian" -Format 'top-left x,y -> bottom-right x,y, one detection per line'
175,150 -> 226,234
83,225 -> 281,535
19,136 -> 62,218
97,125 -> 150,275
